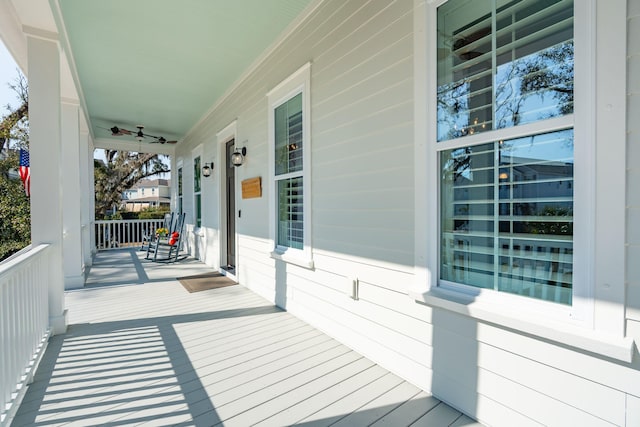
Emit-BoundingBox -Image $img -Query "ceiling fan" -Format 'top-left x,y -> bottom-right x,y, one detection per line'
106,125 -> 177,144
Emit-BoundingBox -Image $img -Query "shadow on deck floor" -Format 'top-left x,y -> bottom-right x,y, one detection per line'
12,249 -> 481,427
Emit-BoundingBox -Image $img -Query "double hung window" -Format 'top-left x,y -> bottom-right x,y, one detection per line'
436,0 -> 575,304
419,0 -> 629,360
268,63 -> 312,268
275,94 -> 304,250
177,165 -> 183,214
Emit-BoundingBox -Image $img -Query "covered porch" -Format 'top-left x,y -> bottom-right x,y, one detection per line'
4,0 -> 638,425
11,249 -> 476,426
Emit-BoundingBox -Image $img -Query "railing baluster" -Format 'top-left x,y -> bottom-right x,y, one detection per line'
93,218 -> 169,251
0,245 -> 52,426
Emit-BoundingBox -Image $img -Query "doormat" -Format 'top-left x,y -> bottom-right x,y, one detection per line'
177,272 -> 237,293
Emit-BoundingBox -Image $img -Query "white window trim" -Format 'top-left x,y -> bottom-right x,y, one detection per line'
175,158 -> 183,214
192,145 -> 203,229
267,62 -> 313,269
412,0 -> 633,361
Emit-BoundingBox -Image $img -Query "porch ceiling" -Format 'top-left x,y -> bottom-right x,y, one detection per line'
53,0 -> 313,148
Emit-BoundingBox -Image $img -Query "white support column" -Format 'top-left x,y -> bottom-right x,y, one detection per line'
89,137 -> 96,257
171,155 -> 177,211
80,130 -> 93,268
27,33 -> 67,334
61,100 -> 84,289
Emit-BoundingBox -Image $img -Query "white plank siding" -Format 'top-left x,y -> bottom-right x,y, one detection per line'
11,249 -> 470,426
168,0 -> 640,425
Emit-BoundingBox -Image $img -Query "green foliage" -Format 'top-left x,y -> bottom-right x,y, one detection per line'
138,206 -> 170,219
105,211 -> 122,220
0,151 -> 31,261
0,72 -> 30,261
0,240 -> 28,261
120,212 -> 139,220
526,206 -> 573,236
0,73 -> 29,153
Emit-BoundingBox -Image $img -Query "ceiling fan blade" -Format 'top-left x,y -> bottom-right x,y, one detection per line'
110,126 -> 132,136
104,124 -> 176,144
152,136 -> 177,144
99,126 -> 122,136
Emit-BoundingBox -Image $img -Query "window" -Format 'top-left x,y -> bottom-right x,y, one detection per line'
436,0 -> 574,141
268,63 -> 312,268
193,155 -> 201,227
436,0 -> 575,305
177,165 -> 183,214
414,0 -> 629,360
275,94 -> 304,249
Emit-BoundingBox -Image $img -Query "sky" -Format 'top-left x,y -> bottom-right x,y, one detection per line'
0,40 -> 22,115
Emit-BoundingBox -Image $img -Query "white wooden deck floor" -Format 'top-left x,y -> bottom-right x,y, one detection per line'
12,249 -> 481,427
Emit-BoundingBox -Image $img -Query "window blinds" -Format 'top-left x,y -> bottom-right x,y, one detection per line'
275,93 -> 304,249
437,0 -> 574,304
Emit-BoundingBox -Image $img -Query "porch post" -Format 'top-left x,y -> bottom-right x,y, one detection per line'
80,130 -> 94,267
27,33 -> 67,334
61,100 -> 84,289
89,137 -> 96,256
171,155 -> 177,211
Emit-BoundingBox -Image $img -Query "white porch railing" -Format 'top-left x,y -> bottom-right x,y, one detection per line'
95,219 -> 165,250
0,244 -> 51,427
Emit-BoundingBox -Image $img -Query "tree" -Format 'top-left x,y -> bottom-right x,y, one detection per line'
94,150 -> 170,219
437,40 -> 574,141
517,41 -> 574,117
0,73 -> 30,260
0,151 -> 30,259
0,73 -> 28,152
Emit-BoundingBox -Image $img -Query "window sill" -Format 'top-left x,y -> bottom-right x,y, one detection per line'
270,250 -> 314,270
409,288 -> 636,363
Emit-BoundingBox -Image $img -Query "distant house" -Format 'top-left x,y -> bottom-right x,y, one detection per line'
121,179 -> 171,212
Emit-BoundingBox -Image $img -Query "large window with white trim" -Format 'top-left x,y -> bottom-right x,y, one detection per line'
275,93 -> 304,249
177,165 -> 183,214
436,0 -> 574,304
268,63 -> 312,267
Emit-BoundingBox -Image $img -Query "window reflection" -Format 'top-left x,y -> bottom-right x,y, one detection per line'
441,129 -> 573,304
437,0 -> 574,141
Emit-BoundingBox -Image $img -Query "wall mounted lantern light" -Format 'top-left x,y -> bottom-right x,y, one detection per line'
231,146 -> 247,167
202,162 -> 214,177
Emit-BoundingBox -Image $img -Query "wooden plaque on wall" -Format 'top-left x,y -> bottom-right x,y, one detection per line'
242,177 -> 262,199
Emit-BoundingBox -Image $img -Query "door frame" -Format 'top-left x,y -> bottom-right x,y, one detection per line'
216,120 -> 238,278
224,139 -> 236,272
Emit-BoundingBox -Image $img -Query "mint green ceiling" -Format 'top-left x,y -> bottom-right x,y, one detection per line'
57,0 -> 312,144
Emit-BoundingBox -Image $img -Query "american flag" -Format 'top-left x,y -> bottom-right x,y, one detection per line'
19,148 -> 30,197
